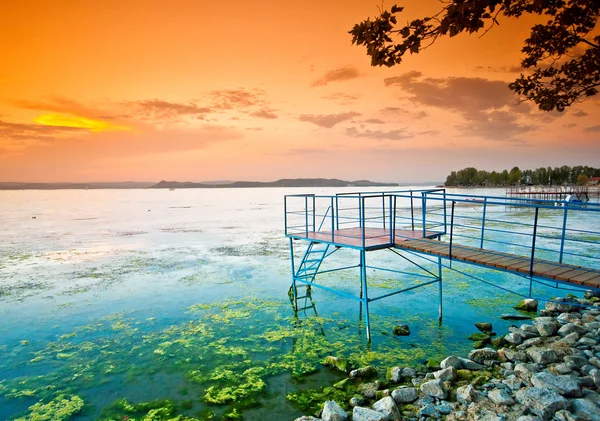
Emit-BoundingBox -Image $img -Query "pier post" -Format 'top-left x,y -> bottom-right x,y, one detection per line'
289,238 -> 297,309
360,249 -> 371,341
438,256 -> 443,321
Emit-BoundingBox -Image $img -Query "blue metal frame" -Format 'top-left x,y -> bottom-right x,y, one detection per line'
284,188 -> 600,340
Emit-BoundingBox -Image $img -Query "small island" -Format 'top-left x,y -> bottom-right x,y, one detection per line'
150,178 -> 399,189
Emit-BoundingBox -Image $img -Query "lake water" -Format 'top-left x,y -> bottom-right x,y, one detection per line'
0,187 -> 597,420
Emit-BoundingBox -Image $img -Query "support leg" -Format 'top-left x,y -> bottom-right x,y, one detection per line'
438,256 -> 443,321
289,238 -> 298,310
529,277 -> 533,299
360,250 -> 371,342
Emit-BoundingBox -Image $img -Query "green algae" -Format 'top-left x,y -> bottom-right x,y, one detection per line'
14,394 -> 84,421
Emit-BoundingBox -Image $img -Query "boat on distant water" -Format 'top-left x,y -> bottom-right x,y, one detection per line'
169,188 -> 175,191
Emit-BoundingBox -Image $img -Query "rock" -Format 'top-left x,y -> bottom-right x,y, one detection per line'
515,387 -> 569,421
322,400 -> 348,421
456,384 -> 476,404
552,363 -> 572,375
401,367 -> 417,378
475,322 -> 493,333
358,381 -> 381,399
515,299 -> 538,312
520,324 -> 540,335
420,379 -> 447,400
456,357 -> 484,370
437,404 -> 453,415
433,367 -> 457,382
557,323 -> 579,337
504,332 -> 524,345
502,314 -> 532,320
469,348 -> 498,364
488,388 -> 515,406
498,348 -> 528,363
564,355 -> 588,368
531,372 -> 582,397
324,356 -> 349,373
440,355 -> 462,370
352,406 -> 386,421
571,398 -> 600,421
418,404 -> 438,418
350,396 -> 367,407
578,337 -> 598,347
546,298 -> 577,313
516,417 -> 542,421
350,366 -> 378,380
372,396 -> 401,421
295,417 -> 321,421
584,290 -> 600,299
590,369 -> 600,387
557,313 -> 582,324
502,376 -> 522,390
532,318 -> 558,337
391,387 -> 418,404
387,367 -> 402,384
527,347 -> 559,365
392,324 -> 410,336
554,410 -> 578,421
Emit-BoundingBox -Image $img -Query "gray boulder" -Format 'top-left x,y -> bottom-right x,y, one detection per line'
350,366 -> 378,380
458,357 -> 484,370
475,322 -> 493,333
372,396 -> 400,421
531,372 -> 582,397
322,400 -> 348,421
352,406 -> 386,421
571,398 -> 600,421
295,417 -> 321,421
391,387 -> 418,404
468,348 -> 498,364
401,367 -> 417,378
456,384 -> 476,404
527,347 -> 559,365
417,404 -> 438,418
420,379 -> 447,399
440,355 -> 462,370
515,298 -> 538,312
358,381 -> 380,399
516,417 -> 542,421
532,317 -> 558,337
488,388 -> 515,406
433,366 -> 457,382
387,367 -> 402,384
515,387 -> 569,421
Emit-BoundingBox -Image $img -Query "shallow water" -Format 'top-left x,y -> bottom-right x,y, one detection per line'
0,187 -> 598,420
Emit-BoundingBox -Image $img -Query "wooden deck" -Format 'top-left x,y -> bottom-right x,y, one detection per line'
297,227 -> 440,249
397,238 -> 600,289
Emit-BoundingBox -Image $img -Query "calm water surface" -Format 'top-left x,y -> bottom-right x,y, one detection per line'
0,187 -> 597,420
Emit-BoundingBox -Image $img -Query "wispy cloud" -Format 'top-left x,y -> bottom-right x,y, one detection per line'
363,118 -> 386,124
572,110 -> 588,118
474,65 -> 523,73
321,92 -> 361,104
585,125 -> 600,132
345,126 -> 412,141
298,112 -> 360,128
311,65 -> 360,87
250,109 -> 278,119
126,99 -> 212,120
0,119 -> 88,148
34,114 -> 130,132
209,88 -> 267,109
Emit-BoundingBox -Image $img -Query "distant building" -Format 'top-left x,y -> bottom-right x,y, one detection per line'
589,177 -> 600,186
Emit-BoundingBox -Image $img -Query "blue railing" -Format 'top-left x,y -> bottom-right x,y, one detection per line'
284,189 -> 600,270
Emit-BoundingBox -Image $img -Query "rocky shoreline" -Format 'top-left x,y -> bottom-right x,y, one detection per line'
294,295 -> 600,421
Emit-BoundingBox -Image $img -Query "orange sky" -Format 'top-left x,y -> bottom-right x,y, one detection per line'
1,0 -> 598,183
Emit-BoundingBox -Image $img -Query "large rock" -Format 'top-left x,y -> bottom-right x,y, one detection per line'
571,398 -> 600,421
433,366 -> 457,382
469,348 -> 498,364
527,347 -> 559,365
458,357 -> 484,370
295,417 -> 321,421
531,372 -> 582,397
515,299 -> 538,312
358,381 -> 380,399
387,367 -> 402,384
532,317 -> 558,337
502,314 -> 532,320
350,366 -> 378,380
322,400 -> 348,421
488,388 -> 515,406
504,332 -> 524,345
515,387 -> 569,421
392,324 -> 410,336
545,298 -> 577,313
391,387 -> 418,404
352,406 -> 386,421
324,356 -> 349,373
456,384 -> 476,404
372,396 -> 401,421
440,355 -> 462,370
498,348 -> 528,363
475,322 -> 493,333
420,379 -> 447,399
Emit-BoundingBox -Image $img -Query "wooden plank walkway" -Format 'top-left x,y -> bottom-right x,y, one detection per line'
298,228 -> 440,249
397,238 -> 600,290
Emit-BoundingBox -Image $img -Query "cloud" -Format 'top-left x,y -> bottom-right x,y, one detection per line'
126,99 -> 212,120
209,88 -> 266,109
380,107 -> 404,115
474,65 -> 523,73
321,92 -> 361,104
573,110 -> 588,117
246,127 -> 263,131
385,72 -> 537,141
298,112 -> 360,128
13,96 -> 113,119
344,126 -> 412,141
34,114 -> 130,132
363,118 -> 386,124
563,123 -> 577,128
585,125 -> 600,132
0,119 -> 88,147
311,65 -> 360,87
250,109 -> 278,119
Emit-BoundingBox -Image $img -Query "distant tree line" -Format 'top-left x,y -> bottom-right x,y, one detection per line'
445,166 -> 600,187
